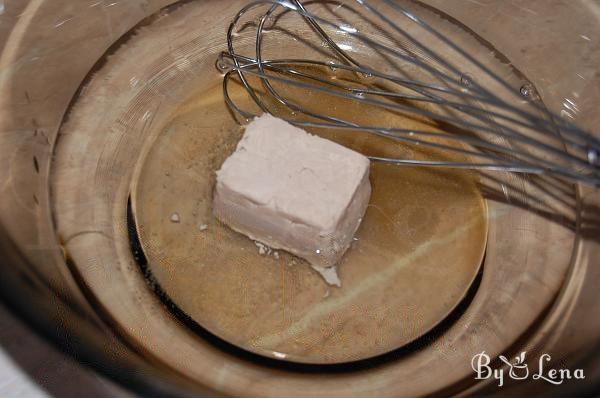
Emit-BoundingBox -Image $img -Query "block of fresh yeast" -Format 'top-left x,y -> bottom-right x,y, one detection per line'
213,114 -> 371,268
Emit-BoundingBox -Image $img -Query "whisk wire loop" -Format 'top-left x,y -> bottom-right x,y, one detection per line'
222,0 -> 600,185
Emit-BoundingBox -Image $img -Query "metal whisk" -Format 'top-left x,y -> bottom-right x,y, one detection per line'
217,0 -> 600,186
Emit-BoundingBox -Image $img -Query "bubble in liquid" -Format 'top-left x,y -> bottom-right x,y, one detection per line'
354,91 -> 366,99
215,53 -> 232,74
520,83 -> 538,100
459,73 -> 474,88
361,72 -> 374,80
327,61 -> 338,73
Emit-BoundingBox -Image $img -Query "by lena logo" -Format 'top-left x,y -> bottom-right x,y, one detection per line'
471,351 -> 585,387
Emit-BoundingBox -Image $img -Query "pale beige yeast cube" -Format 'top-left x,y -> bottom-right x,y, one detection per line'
213,114 -> 371,267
